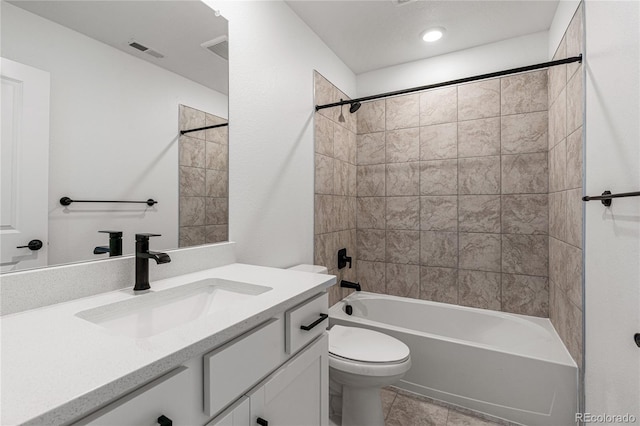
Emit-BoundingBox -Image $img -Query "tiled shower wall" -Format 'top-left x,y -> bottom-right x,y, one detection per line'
178,105 -> 229,247
355,71 -> 551,317
548,5 -> 584,369
313,72 -> 358,307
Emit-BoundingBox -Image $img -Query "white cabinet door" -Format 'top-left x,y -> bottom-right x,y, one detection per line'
206,396 -> 250,426
1,58 -> 50,272
249,334 -> 328,426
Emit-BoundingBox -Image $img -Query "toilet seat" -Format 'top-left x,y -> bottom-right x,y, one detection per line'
328,326 -> 411,376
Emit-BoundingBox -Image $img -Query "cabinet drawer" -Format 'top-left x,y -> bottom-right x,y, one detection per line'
204,317 -> 284,417
74,367 -> 192,426
285,292 -> 328,354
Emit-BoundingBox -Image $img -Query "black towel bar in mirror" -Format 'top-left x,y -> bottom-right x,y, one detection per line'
60,197 -> 157,206
582,190 -> 640,207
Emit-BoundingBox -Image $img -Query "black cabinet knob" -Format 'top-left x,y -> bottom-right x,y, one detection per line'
157,415 -> 172,426
257,417 -> 269,426
16,239 -> 43,251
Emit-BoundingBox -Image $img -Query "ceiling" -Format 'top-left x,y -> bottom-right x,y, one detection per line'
286,0 -> 559,74
9,1 -> 229,94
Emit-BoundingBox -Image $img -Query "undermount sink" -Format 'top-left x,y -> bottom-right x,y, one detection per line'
76,278 -> 272,338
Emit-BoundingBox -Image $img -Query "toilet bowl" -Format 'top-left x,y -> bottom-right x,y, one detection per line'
287,265 -> 411,426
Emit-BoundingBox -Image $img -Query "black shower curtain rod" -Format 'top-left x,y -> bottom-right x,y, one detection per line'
180,122 -> 228,135
315,54 -> 582,111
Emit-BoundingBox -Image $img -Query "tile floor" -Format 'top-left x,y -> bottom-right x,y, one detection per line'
381,387 -> 515,426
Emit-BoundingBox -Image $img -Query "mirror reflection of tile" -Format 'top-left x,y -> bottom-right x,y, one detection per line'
178,105 -> 229,247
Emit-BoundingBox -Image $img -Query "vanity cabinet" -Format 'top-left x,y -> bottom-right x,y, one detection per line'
73,292 -> 329,426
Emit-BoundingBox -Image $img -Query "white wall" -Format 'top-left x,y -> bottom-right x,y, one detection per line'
356,31 -> 548,97
1,2 -> 228,265
584,0 -> 640,418
206,1 -> 356,267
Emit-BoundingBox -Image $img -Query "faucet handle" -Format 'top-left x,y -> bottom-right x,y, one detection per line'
99,230 -> 123,237
135,233 -> 161,241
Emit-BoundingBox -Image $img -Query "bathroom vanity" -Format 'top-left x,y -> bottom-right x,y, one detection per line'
0,247 -> 334,426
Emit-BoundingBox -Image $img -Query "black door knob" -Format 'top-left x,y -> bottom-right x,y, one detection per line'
16,239 -> 43,251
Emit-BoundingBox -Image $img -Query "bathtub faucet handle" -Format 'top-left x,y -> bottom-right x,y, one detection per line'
338,248 -> 352,269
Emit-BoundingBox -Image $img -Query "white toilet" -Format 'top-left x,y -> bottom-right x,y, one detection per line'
287,265 -> 412,426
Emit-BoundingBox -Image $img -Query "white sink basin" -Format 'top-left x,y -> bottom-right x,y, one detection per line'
76,278 -> 272,338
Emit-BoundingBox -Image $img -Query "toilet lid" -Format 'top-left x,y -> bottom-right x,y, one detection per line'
328,325 -> 410,363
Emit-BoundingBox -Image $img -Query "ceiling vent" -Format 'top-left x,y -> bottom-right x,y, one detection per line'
128,40 -> 164,59
202,35 -> 228,61
393,0 -> 418,5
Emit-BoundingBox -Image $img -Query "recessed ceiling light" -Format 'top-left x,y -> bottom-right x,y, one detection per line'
422,27 -> 445,43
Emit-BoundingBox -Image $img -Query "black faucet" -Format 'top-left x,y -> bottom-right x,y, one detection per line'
340,280 -> 361,291
93,230 -> 123,256
134,233 -> 171,292
337,248 -> 352,269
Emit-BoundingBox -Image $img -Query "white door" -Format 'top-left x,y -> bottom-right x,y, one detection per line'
1,58 -> 50,272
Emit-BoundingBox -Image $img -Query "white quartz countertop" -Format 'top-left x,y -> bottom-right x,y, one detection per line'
0,263 -> 335,426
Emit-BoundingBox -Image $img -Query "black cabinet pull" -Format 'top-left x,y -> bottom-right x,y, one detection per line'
257,417 -> 269,426
16,239 -> 43,251
157,415 -> 172,426
300,313 -> 329,331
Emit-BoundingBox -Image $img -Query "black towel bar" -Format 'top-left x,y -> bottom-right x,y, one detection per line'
60,197 -> 157,206
582,190 -> 640,207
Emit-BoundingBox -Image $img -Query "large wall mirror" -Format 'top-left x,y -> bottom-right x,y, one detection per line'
0,0 -> 229,273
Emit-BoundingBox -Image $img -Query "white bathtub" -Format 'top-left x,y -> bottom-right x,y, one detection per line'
329,292 -> 577,426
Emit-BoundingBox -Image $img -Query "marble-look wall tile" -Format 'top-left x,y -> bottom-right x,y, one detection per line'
180,196 -> 205,226
180,166 -> 205,196
314,233 -> 336,271
420,196 -> 458,232
458,79 -> 500,121
458,195 -> 501,233
357,132 -> 385,165
457,117 -> 500,158
566,71 -> 583,135
554,288 -> 583,369
502,274 -> 549,317
419,86 -> 457,126
549,191 -> 567,240
179,226 -> 205,247
458,270 -> 501,310
420,231 -> 458,268
458,156 -> 500,195
347,163 -> 357,197
314,194 -> 334,234
566,4 -> 583,79
549,88 -> 566,148
386,230 -> 420,264
206,169 -> 228,197
205,225 -> 228,244
315,154 -> 334,194
386,162 -> 420,196
565,243 -> 583,308
206,142 -> 228,171
501,70 -> 548,115
334,125 -> 351,163
205,197 -> 228,225
179,136 -> 205,167
334,160 -> 350,196
501,152 -> 548,194
385,263 -> 420,298
357,260 -> 386,294
315,113 -> 334,156
566,188 -> 583,248
386,128 -> 420,163
334,196 -> 352,231
549,140 -> 567,192
502,194 -> 548,235
179,105 -> 206,140
502,234 -> 548,276
566,128 -> 583,189
419,267 -> 458,304
357,197 -> 385,229
548,37 -> 567,105
386,94 -> 419,130
386,197 -> 420,230
357,164 -> 385,196
501,111 -> 548,154
459,233 -> 501,272
420,159 -> 458,195
357,229 -> 385,261
357,99 -> 385,134
419,123 -> 457,160
549,237 -> 566,290
205,119 -> 228,145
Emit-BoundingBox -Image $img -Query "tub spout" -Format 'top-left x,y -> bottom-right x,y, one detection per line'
340,280 -> 361,291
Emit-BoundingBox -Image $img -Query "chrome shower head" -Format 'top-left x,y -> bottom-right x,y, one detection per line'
349,101 -> 361,113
